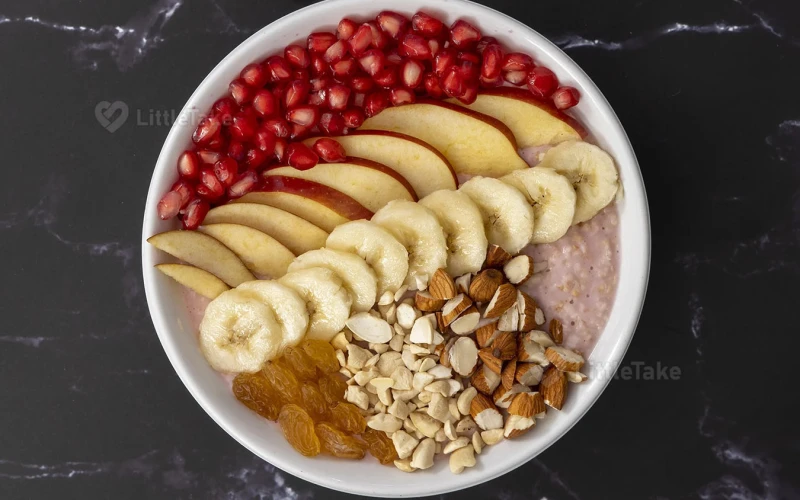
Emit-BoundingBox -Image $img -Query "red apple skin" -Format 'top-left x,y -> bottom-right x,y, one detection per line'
259,176 -> 374,221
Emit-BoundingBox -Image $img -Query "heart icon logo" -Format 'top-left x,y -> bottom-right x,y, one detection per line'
95,101 -> 129,133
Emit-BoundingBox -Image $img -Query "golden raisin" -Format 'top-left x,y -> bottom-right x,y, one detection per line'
329,402 -> 366,434
283,346 -> 317,380
301,339 -> 340,373
300,382 -> 329,420
318,373 -> 348,405
261,361 -> 301,404
278,404 -> 320,457
363,428 -> 399,465
232,372 -> 281,421
315,423 -> 367,459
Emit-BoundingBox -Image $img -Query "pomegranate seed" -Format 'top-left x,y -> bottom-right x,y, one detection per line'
240,63 -> 269,88
323,39 -> 348,64
552,86 -> 580,110
434,49 -> 457,77
481,43 -> 503,79
503,70 -> 528,85
227,140 -> 246,161
266,56 -> 292,81
214,158 -> 238,186
213,97 -> 237,125
244,148 -> 269,170
457,60 -> 480,82
182,199 -> 210,230
376,11 -> 409,39
252,89 -> 278,117
358,49 -> 386,76
291,123 -> 312,140
286,105 -> 320,127
331,57 -> 358,78
353,92 -> 366,107
319,112 -> 347,135
200,168 -> 225,199
254,128 -> 277,154
197,150 -> 222,165
502,53 -> 534,72
337,18 -> 358,40
390,87 -> 416,105
374,66 -> 399,88
348,24 -> 373,56
441,66 -> 467,98
449,20 -> 481,49
423,72 -> 443,98
311,76 -> 332,92
457,84 -> 478,104
350,75 -> 374,92
192,116 -> 221,145
458,51 -> 480,65
274,138 -> 288,163
308,32 -> 337,53
411,11 -> 444,37
229,78 -> 253,105
476,36 -> 498,53
292,68 -> 310,81
171,179 -> 194,207
428,38 -> 442,57
310,54 -> 330,76
308,90 -> 327,107
386,48 -> 403,65
399,33 -> 432,60
286,143 -> 319,170
263,118 -> 291,138
327,84 -> 352,110
479,73 -> 503,88
270,81 -> 288,102
313,138 -> 347,162
366,22 -> 390,49
342,108 -> 365,128
230,113 -> 258,141
284,44 -> 310,68
527,66 -> 559,98
157,190 -> 183,220
177,151 -> 200,180
206,132 -> 227,151
363,90 -> 390,117
400,59 -> 424,88
284,80 -> 311,109
228,171 -> 259,198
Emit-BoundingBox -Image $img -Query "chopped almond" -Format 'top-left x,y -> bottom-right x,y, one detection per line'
501,358 -> 516,389
429,268 -> 457,300
484,244 -> 512,269
484,283 -> 517,319
475,323 -> 498,348
545,346 -> 585,372
442,294 -> 473,325
415,291 -> 446,312
549,318 -> 564,344
503,254 -> 534,285
540,367 -> 568,410
477,348 -> 502,374
468,269 -> 504,303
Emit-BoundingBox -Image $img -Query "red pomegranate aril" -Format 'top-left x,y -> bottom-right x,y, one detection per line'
228,78 -> 253,105
310,54 -> 330,76
457,59 -> 480,82
502,52 -> 534,72
274,138 -> 288,163
475,36 -> 498,53
308,90 -> 327,107
319,112 -> 347,135
458,51 -> 480,65
350,75 -> 374,92
450,20 -> 481,49
157,190 -> 183,220
411,11 -> 445,37
213,97 -> 237,125
457,83 -> 478,104
266,56 -> 292,81
327,84 -> 352,110
206,132 -> 227,151
200,168 -> 225,199
503,69 -> 528,85
252,89 -> 278,117
364,90 -> 390,117
358,49 -> 386,76
527,66 -> 559,98
479,73 -> 503,88
227,140 -> 247,161
366,22 -> 390,49
214,158 -> 238,187
292,68 -> 310,81
428,38 -> 442,57
331,57 -> 358,78
374,66 -> 399,88
323,40 -> 348,64
311,76 -> 332,92
348,24 -> 373,56
240,63 -> 269,88
390,87 -> 416,105
400,59 -> 424,88
342,108 -> 365,128
284,44 -> 310,68
254,128 -> 277,154
441,66 -> 467,98
353,92 -> 366,107
386,48 -> 403,66
244,148 -> 269,170
552,86 -> 580,110
284,80 -> 311,109
434,48 -> 457,76
177,151 -> 200,180
263,117 -> 291,138
192,115 -> 221,145
197,150 -> 222,165
270,81 -> 288,102
337,18 -> 358,40
481,43 -> 503,79
183,199 -> 210,230
228,171 -> 259,198
399,33 -> 432,60
172,179 -> 194,207
308,32 -> 337,53
230,113 -> 258,141
286,143 -> 319,170
313,138 -> 347,162
291,123 -> 312,140
286,105 -> 320,127
423,72 -> 444,98
376,11 -> 409,39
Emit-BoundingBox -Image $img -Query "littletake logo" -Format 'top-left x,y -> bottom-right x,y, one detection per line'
95,101 -> 129,133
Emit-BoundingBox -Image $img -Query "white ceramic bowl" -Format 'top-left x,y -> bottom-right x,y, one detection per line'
141,0 -> 650,496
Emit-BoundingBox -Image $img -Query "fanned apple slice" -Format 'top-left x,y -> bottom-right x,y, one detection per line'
237,280 -> 309,353
147,230 -> 254,287
419,190 -> 487,276
279,267 -> 352,342
288,248 -> 378,312
199,223 -> 294,279
203,203 -> 328,255
155,263 -> 230,299
360,100 -> 528,177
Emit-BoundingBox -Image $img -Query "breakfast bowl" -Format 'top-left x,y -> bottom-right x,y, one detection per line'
141,0 -> 650,496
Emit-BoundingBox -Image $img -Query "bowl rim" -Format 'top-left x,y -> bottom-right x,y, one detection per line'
141,0 -> 651,496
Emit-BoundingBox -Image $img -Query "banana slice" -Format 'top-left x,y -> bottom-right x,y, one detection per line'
371,200 -> 448,290
537,140 -> 618,224
288,248 -> 378,312
458,177 -> 535,255
237,280 -> 309,353
279,267 -> 352,341
419,190 -> 488,276
501,167 -> 577,243
199,288 -> 283,373
326,220 -> 409,296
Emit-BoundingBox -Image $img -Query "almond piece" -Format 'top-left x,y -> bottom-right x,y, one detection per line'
477,348 -> 503,374
409,314 -> 436,344
441,294 -> 473,325
489,331 -> 517,360
517,332 -> 549,365
501,358 -> 517,389
504,414 -> 535,439
527,330 -> 555,348
484,283 -> 518,319
484,244 -> 512,269
378,290 -> 394,305
515,363 -> 544,386
503,254 -> 534,285
468,269 -> 504,303
545,346 -> 585,372
450,306 -> 481,334
517,291 -> 538,332
529,391 -> 546,415
540,366 -> 568,410
439,338 -> 455,368
470,364 -> 501,396
475,323 -> 498,348
454,273 -> 472,294
566,371 -> 588,383
497,305 -> 519,332
415,291 -> 445,312
508,392 -> 537,418
428,268 -> 457,300
346,312 -> 393,343
435,311 -> 447,332
469,393 -> 503,430
535,307 -> 545,326
493,383 -> 530,409
449,337 -> 479,376
550,318 -> 564,344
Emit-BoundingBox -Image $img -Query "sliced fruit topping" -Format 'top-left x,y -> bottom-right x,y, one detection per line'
501,167 -> 577,244
279,267 -> 352,341
199,223 -> 295,278
289,248 -> 378,312
155,263 -> 230,299
237,280 -> 310,352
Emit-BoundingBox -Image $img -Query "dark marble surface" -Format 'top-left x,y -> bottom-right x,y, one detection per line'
1,0 -> 799,498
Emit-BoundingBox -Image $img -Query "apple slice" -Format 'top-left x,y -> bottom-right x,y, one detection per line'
199,223 -> 295,279
303,132 -> 457,197
264,158 -> 416,212
147,230 -> 255,286
360,100 -> 528,177
203,203 -> 328,255
155,263 -> 230,299
234,176 -> 373,232
448,88 -> 586,149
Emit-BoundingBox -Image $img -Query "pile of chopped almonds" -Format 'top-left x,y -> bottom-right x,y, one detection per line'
331,244 -> 588,474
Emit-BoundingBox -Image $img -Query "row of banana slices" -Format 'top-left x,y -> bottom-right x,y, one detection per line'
200,140 -> 618,373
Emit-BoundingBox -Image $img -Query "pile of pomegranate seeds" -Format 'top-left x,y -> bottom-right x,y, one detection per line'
157,11 -> 581,229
